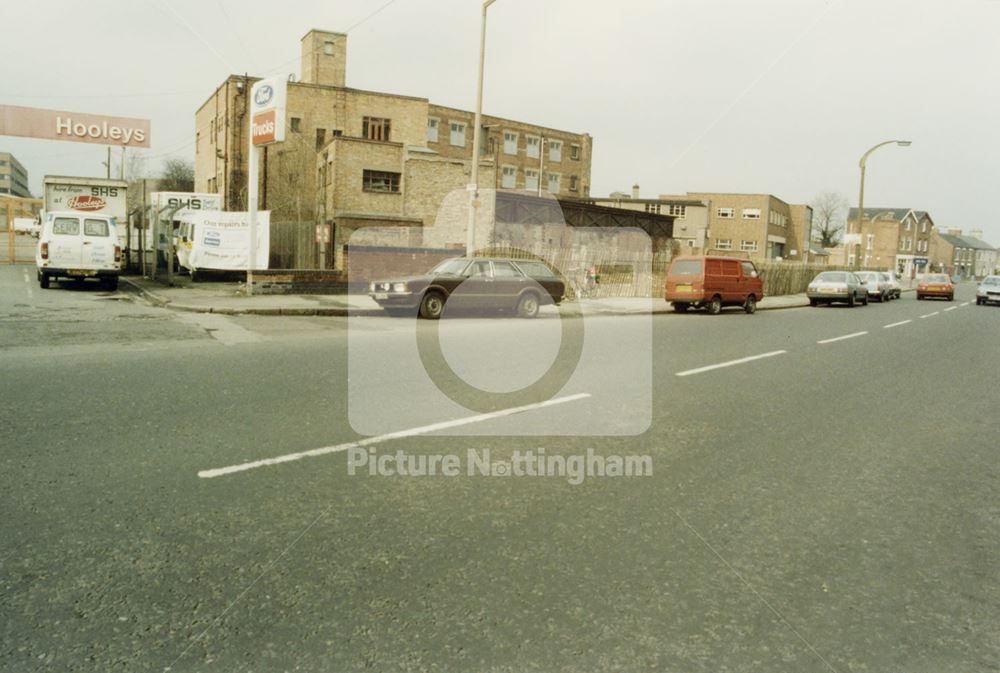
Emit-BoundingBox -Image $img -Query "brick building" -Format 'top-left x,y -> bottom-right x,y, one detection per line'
585,185 -> 709,253
0,152 -> 31,198
846,208 -> 934,277
194,29 -> 593,266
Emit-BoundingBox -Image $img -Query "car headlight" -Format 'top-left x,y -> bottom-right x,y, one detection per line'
369,281 -> 376,292
392,282 -> 408,293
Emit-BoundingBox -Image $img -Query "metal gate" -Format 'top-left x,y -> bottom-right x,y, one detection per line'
1,196 -> 43,264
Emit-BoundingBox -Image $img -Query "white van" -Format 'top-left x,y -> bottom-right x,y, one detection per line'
35,211 -> 121,290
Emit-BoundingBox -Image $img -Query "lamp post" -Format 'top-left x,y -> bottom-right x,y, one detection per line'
849,139 -> 911,267
466,0 -> 497,256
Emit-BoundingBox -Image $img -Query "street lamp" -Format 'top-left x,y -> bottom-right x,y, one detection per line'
849,139 -> 911,267
466,0 -> 497,256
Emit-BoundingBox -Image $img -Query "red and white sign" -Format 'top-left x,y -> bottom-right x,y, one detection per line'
250,78 -> 286,146
66,195 -> 107,211
0,104 -> 150,147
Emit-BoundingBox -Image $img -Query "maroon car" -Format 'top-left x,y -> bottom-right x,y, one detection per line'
368,257 -> 566,319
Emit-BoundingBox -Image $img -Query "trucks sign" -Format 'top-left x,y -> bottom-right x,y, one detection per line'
250,77 -> 286,146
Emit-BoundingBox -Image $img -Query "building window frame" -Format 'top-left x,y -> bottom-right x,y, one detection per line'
362,116 -> 391,142
570,144 -> 581,161
503,131 -> 518,155
362,169 -> 401,194
546,172 -> 561,193
717,207 -> 734,219
427,117 -> 439,143
548,139 -> 562,162
526,135 -> 541,159
449,121 -> 466,147
524,168 -> 539,191
715,238 -> 733,250
740,239 -> 758,252
501,165 -> 517,189
742,208 -> 761,220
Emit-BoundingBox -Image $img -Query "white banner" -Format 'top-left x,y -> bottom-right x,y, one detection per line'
176,210 -> 269,271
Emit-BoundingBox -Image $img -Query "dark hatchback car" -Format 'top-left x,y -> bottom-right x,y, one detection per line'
368,257 -> 566,319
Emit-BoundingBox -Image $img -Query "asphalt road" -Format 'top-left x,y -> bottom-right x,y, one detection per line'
1,264 -> 998,673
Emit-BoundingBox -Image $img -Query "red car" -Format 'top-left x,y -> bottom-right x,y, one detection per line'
916,274 -> 954,301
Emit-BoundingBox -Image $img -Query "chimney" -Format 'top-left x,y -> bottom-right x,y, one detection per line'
947,228 -> 962,236
970,229 -> 984,240
632,184 -> 640,199
300,29 -> 347,87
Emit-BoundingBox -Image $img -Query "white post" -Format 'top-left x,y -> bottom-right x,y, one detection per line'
248,141 -> 258,296
466,0 -> 497,256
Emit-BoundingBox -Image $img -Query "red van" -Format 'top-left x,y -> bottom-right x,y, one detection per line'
664,255 -> 764,314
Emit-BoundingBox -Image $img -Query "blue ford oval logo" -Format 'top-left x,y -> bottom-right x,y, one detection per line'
254,84 -> 274,106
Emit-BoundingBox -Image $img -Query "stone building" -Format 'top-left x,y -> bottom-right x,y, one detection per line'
677,192 -> 807,261
194,29 -> 593,267
846,208 -> 935,277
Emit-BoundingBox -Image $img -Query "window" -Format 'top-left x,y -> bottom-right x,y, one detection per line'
570,144 -> 580,160
717,207 -> 734,219
547,173 -> 560,193
427,118 -> 439,143
866,234 -> 874,251
450,122 -> 466,146
742,208 -> 761,220
525,169 -> 539,191
492,261 -> 521,278
362,117 -> 391,141
644,203 -> 660,214
513,260 -> 557,278
715,239 -> 732,250
467,260 -> 491,277
548,140 -> 562,162
362,170 -> 400,193
315,128 -> 326,150
740,240 -> 758,252
84,218 -> 110,237
526,136 -> 541,159
52,217 -> 79,235
290,117 -> 301,133
503,131 -> 518,155
195,132 -> 200,153
209,119 -> 215,143
324,41 -> 336,55
741,261 -> 758,277
921,221 -> 927,233
569,175 -> 579,192
502,166 -> 516,189
668,204 -> 686,217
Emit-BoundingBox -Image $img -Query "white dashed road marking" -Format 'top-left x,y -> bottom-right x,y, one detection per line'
944,306 -> 957,312
199,393 -> 592,478
675,350 -> 787,377
883,320 -> 912,329
920,312 -> 939,319
817,331 -> 867,345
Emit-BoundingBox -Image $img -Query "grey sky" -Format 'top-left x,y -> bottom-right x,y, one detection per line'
2,0 -> 998,241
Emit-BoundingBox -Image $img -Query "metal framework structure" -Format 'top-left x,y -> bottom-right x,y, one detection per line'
494,191 -> 674,241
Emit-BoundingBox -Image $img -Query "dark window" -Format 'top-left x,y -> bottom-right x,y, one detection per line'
492,261 -> 521,278
362,117 -> 391,142
363,170 -> 400,193
315,128 -> 326,150
670,259 -> 703,275
571,144 -> 580,160
290,117 -> 301,133
513,260 -> 557,278
569,175 -> 579,191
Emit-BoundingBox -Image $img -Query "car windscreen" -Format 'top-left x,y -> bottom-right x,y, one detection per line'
815,272 -> 847,283
52,217 -> 79,235
982,277 -> 1000,286
513,260 -> 557,278
670,259 -> 702,275
431,259 -> 469,275
84,219 -> 110,237
925,275 -> 949,283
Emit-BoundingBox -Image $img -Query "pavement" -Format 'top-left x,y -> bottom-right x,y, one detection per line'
120,273 -> 858,316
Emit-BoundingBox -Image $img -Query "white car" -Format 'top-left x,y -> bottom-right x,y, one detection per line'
855,271 -> 890,302
35,211 -> 121,290
881,270 -> 902,299
13,217 -> 41,236
976,275 -> 1000,306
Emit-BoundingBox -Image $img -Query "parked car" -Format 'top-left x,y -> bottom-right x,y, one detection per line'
880,270 -> 902,299
368,257 -> 565,319
916,274 -> 954,301
806,271 -> 869,306
13,217 -> 41,237
855,271 -> 890,302
35,211 -> 121,290
664,255 -> 764,315
975,275 -> 1000,306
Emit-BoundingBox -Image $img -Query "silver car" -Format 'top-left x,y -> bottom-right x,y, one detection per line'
881,271 -> 902,299
976,275 -> 1000,306
807,271 -> 869,307
855,271 -> 890,302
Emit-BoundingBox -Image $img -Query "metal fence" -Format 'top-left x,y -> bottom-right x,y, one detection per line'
269,221 -> 323,270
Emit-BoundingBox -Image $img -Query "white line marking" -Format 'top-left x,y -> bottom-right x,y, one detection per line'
883,320 -> 912,329
920,312 -> 939,319
199,393 -> 592,479
960,302 -> 970,307
675,350 -> 787,377
944,306 -> 957,312
817,331 -> 868,344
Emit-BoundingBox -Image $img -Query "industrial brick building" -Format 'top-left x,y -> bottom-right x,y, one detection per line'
194,29 -> 593,266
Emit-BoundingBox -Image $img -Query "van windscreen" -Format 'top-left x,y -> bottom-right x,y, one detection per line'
670,259 -> 702,275
84,219 -> 110,236
52,218 -> 79,235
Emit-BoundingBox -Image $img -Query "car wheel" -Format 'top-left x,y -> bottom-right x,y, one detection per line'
516,292 -> 540,318
419,291 -> 446,320
917,294 -> 923,300
743,295 -> 757,314
862,293 -> 869,306
706,295 -> 722,315
672,302 -> 689,313
809,298 -> 818,307
39,272 -> 50,289
948,294 -> 954,301
847,293 -> 855,307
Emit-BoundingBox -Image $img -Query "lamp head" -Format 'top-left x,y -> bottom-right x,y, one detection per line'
896,141 -> 912,147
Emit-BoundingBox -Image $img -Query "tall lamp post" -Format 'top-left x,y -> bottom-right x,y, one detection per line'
849,139 -> 911,267
466,0 -> 498,256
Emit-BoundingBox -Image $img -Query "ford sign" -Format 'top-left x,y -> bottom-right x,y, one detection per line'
254,85 -> 274,107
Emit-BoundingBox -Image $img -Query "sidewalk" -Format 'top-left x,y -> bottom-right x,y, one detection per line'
121,274 -> 830,316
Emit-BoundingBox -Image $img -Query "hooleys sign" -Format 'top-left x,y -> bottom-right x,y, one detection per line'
250,77 -> 286,146
0,104 -> 150,147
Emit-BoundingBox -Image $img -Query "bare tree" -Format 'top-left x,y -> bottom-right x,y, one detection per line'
810,191 -> 849,247
159,158 -> 195,192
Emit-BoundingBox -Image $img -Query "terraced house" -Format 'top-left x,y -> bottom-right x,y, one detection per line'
194,30 -> 593,266
846,208 -> 934,278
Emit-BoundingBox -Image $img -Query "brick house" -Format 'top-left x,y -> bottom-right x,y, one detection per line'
846,208 -> 935,277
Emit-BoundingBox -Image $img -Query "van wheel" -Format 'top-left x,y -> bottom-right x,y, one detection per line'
672,302 -> 689,313
104,276 -> 119,291
419,291 -> 446,320
861,293 -> 869,306
706,295 -> 722,315
39,272 -> 50,289
516,292 -> 540,318
743,295 -> 757,314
